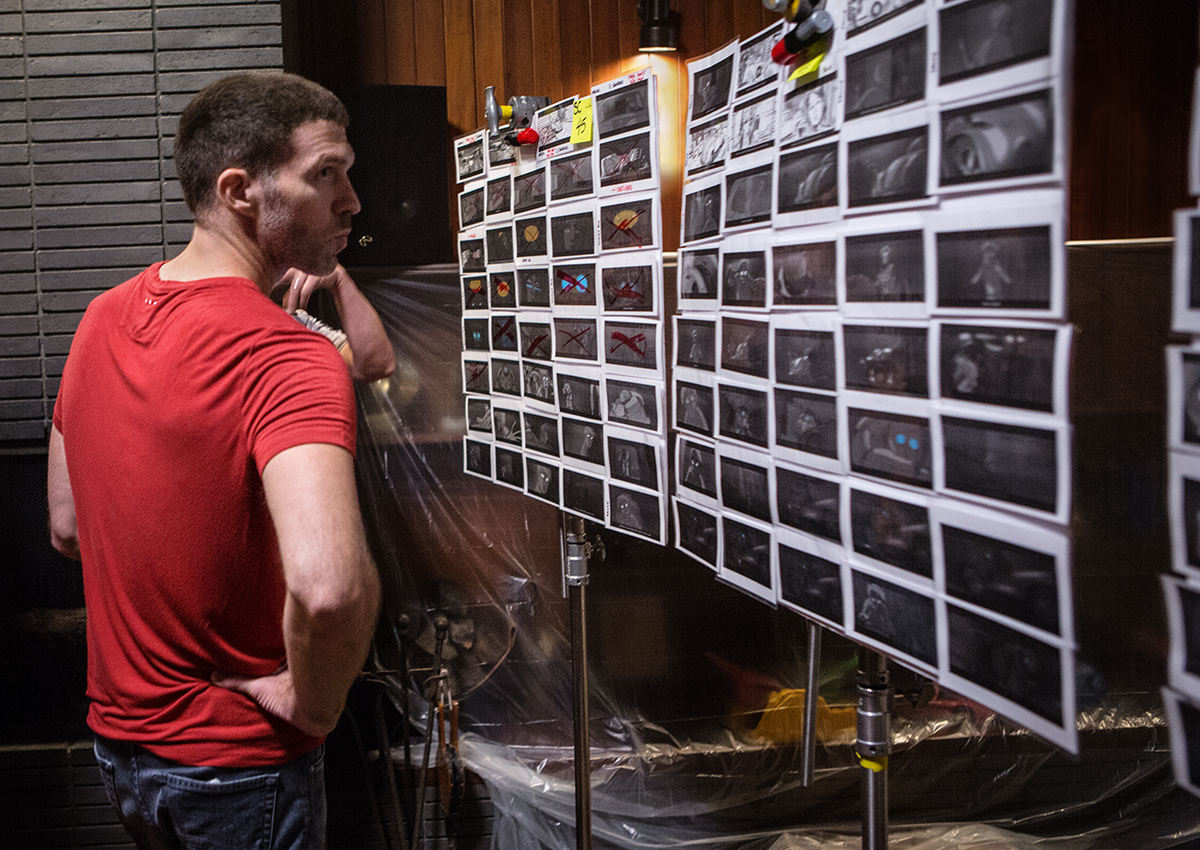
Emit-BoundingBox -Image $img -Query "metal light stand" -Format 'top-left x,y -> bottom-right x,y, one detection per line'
561,512 -> 602,850
856,649 -> 893,850
800,621 -> 823,787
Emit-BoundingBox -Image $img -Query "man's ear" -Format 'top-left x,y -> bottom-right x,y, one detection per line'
214,167 -> 259,219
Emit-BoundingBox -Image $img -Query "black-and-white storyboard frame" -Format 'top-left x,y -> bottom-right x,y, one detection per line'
463,437 -> 493,480
593,68 -> 656,140
937,0 -> 1068,101
1163,574 -> 1200,704
718,442 -> 775,527
736,20 -> 785,101
560,415 -> 606,472
1174,209 -> 1200,334
720,237 -> 771,312
840,210 -> 931,318
597,130 -> 660,196
687,41 -> 737,126
556,363 -> 604,422
678,244 -> 721,308
846,0 -> 925,40
936,82 -> 1065,196
562,467 -> 608,523
776,139 -> 841,228
841,319 -> 934,400
939,597 -> 1077,752
686,111 -> 730,179
676,433 -> 718,506
930,189 -> 1067,319
682,172 -> 724,245
609,479 -> 667,544
846,477 -> 933,582
486,127 -> 517,174
720,512 -> 776,604
535,96 -> 578,158
779,70 -> 841,150
459,180 -> 485,230
675,369 -> 718,441
454,129 -> 486,184
771,311 -> 843,392
935,406 -> 1071,523
1170,451 -> 1200,576
525,455 -> 562,507
935,318 -> 1071,417
841,391 -> 934,492
932,498 -> 1073,642
776,459 -> 845,547
603,374 -> 663,432
675,314 -> 718,372
548,200 -> 598,260
548,149 -> 596,204
777,527 -> 849,632
1170,345 -> 1200,455
771,225 -> 840,309
842,106 -> 936,216
840,15 -> 930,124
676,497 -> 721,572
849,561 -> 940,676
724,151 -> 776,233
1164,688 -> 1200,798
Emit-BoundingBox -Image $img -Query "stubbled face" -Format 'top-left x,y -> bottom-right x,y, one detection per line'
258,120 -> 361,276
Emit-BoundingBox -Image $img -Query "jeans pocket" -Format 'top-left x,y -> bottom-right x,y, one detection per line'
92,745 -> 119,811
162,770 -> 278,850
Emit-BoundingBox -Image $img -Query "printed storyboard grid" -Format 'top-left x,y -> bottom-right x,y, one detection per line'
673,0 -> 1078,752
457,69 -> 673,546
1164,64 -> 1200,797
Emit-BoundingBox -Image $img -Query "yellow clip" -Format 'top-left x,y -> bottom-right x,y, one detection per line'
856,752 -> 888,773
789,52 -> 826,82
571,97 -> 593,144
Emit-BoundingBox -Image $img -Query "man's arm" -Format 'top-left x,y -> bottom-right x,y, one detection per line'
215,442 -> 381,737
47,426 -> 80,561
279,265 -> 395,382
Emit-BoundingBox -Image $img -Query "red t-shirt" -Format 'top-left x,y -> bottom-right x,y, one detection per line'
53,263 -> 356,767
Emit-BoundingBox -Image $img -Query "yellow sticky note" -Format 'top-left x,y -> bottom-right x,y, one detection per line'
571,97 -> 593,143
789,52 -> 826,82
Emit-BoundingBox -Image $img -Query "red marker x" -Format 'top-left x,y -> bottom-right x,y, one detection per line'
525,332 -> 550,358
488,182 -> 509,209
557,269 -> 591,295
609,269 -> 645,303
559,325 -> 593,354
465,278 -> 485,307
608,142 -> 640,174
609,330 -> 647,358
606,208 -> 646,248
555,157 -> 589,183
516,174 -> 543,205
493,316 -> 516,346
466,362 -> 488,386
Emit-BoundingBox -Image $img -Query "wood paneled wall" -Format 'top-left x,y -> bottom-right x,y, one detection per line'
287,0 -> 776,249
285,0 -> 1199,247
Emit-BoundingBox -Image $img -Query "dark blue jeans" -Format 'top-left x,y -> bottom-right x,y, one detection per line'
93,735 -> 326,850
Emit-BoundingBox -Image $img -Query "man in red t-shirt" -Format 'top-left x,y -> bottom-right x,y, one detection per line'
47,72 -> 389,849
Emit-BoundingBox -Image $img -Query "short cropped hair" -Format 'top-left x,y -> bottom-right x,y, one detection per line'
174,71 -> 349,219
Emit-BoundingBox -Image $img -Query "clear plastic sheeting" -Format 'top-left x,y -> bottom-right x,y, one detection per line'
340,266 -> 1200,850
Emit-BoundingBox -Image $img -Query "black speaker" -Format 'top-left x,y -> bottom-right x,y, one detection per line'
338,84 -> 452,267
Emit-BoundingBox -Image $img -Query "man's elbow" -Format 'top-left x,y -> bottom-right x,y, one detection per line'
358,349 -> 395,383
300,562 -> 381,623
50,526 -> 80,561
